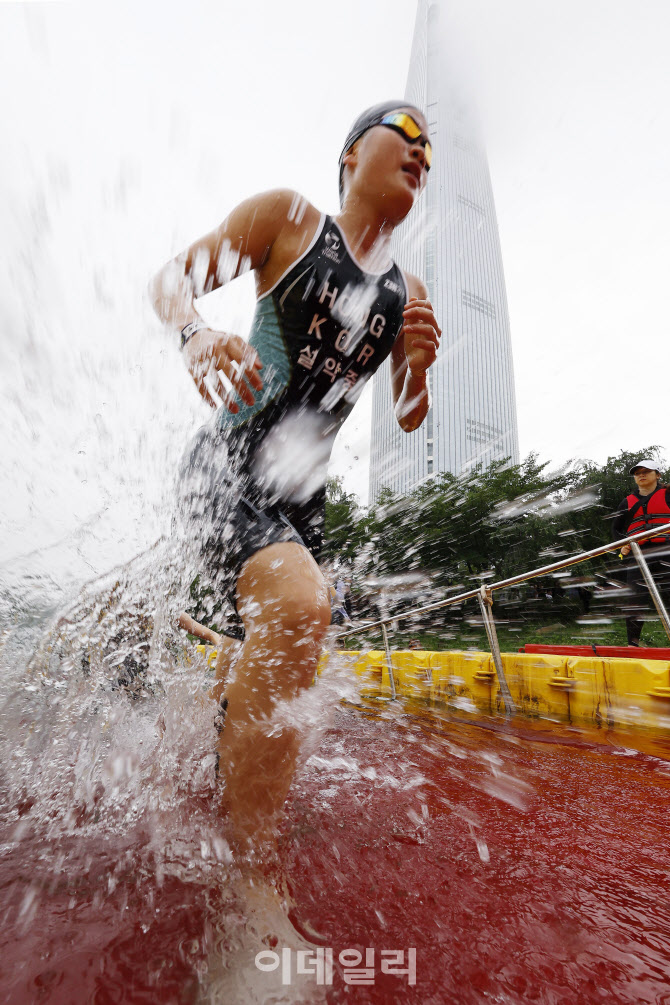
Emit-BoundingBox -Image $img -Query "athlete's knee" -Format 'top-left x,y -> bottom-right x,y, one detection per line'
245,578 -> 330,640
276,582 -> 331,638
237,542 -> 330,639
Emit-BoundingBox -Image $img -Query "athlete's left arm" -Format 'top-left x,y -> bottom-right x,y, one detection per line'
390,275 -> 441,432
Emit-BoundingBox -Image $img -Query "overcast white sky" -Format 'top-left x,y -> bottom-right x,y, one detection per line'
1,0 -> 668,588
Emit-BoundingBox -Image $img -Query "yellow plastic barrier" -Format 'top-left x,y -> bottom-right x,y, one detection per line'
195,644 -> 218,669
572,656 -> 670,729
429,650 -> 495,713
357,650 -> 393,698
320,649 -> 393,698
499,652 -> 571,720
228,645 -> 670,735
388,649 -> 432,701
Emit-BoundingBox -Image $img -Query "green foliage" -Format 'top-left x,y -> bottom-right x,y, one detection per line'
186,573 -> 227,633
187,448 -> 669,639
324,446 -> 669,625
354,617 -> 670,654
324,476 -> 370,565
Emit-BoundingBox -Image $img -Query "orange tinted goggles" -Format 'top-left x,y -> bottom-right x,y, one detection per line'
380,113 -> 432,170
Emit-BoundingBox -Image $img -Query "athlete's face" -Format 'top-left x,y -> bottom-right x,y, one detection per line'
348,108 -> 431,214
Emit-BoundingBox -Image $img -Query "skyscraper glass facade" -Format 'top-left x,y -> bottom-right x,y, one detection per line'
369,0 -> 519,500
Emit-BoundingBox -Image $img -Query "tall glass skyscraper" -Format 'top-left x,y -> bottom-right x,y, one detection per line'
369,0 -> 519,500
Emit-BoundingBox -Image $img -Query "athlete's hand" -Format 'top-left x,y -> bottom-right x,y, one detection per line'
402,297 -> 441,377
183,329 -> 263,412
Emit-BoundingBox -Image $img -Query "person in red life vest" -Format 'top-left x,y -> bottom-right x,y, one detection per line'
612,459 -> 670,646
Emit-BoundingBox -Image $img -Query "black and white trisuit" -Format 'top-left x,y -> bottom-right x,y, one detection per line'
180,213 -> 408,595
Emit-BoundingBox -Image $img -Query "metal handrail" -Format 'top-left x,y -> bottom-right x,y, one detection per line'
338,521 -> 670,640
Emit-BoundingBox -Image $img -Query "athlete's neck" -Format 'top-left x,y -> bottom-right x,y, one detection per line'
334,205 -> 395,272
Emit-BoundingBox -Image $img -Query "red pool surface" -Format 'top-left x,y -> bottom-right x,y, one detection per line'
3,706 -> 670,1004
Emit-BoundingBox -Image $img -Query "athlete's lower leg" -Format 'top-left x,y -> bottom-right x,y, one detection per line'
213,541 -> 330,854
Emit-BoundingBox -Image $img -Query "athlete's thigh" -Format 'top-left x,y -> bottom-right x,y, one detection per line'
236,541 -> 330,632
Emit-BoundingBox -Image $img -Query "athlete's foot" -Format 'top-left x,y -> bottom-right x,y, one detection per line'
280,871 -> 329,947
204,870 -> 328,1003
229,861 -> 327,946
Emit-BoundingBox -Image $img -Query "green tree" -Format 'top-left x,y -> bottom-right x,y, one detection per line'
323,476 -> 369,566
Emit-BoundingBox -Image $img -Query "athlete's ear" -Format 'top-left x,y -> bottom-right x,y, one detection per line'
342,141 -> 359,168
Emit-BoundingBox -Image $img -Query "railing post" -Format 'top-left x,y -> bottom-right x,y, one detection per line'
477,586 -> 516,715
335,522 -> 670,650
381,623 -> 397,700
630,541 -> 670,643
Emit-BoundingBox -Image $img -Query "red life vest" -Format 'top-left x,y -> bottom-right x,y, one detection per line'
626,487 -> 670,544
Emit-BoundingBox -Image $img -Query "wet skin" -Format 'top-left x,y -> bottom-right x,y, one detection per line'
152,107 -> 441,856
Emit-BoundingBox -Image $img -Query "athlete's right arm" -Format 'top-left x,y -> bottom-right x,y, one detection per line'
150,188 -> 301,411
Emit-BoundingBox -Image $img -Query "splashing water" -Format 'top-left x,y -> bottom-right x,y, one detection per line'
0,533 -> 355,1003
3,11 -> 670,999
4,558 -> 670,1004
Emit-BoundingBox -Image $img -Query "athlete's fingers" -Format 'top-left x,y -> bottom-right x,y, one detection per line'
219,336 -> 263,372
217,343 -> 264,397
201,365 -> 231,410
208,360 -> 253,408
209,369 -> 240,413
227,365 -> 257,407
219,393 -> 240,415
410,337 -> 439,353
186,349 -> 219,406
404,321 -> 441,341
404,318 -> 440,333
403,297 -> 433,311
205,367 -> 231,407
192,370 -> 220,410
403,299 -> 435,311
242,358 -> 264,392
403,305 -> 441,331
403,299 -> 438,316
189,333 -> 264,407
404,323 -> 441,344
182,331 -> 254,411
